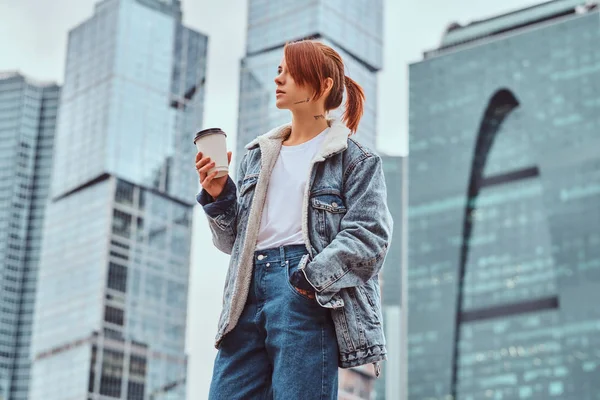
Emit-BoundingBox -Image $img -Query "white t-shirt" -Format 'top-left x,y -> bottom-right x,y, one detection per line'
255,128 -> 329,251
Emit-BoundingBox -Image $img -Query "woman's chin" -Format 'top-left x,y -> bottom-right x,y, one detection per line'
275,100 -> 288,110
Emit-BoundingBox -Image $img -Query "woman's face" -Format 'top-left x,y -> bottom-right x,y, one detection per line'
274,57 -> 313,110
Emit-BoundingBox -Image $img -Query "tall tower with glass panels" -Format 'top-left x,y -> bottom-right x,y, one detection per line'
408,1 -> 600,399
28,1 -> 207,399
236,0 -> 383,171
0,72 -> 59,400
375,155 -> 406,400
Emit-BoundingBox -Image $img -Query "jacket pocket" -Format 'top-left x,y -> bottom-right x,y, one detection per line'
358,285 -> 375,307
310,191 -> 347,245
356,285 -> 381,326
331,306 -> 356,352
310,193 -> 347,214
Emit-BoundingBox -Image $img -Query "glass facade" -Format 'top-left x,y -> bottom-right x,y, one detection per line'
408,3 -> 600,399
236,0 -> 383,171
0,72 -> 60,400
51,0 -> 205,204
29,0 -> 206,399
375,155 -> 406,400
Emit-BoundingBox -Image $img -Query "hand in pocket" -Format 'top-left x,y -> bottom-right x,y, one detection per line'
289,269 -> 316,299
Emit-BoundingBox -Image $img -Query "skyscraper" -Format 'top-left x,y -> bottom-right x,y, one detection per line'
236,0 -> 384,170
375,155 -> 407,400
0,72 -> 60,400
28,1 -> 207,399
408,0 -> 600,398
237,1 -> 384,397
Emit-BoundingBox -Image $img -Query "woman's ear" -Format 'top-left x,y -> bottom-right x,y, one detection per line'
323,77 -> 334,95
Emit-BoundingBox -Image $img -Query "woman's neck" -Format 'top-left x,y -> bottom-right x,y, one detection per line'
285,108 -> 329,146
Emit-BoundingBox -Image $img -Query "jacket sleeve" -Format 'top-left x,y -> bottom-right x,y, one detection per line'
299,154 -> 393,305
196,153 -> 247,255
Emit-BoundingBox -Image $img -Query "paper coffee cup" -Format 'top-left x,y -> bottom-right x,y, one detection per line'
194,128 -> 229,179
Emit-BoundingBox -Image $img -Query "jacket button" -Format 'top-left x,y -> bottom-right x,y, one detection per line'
257,255 -> 265,260
332,202 -> 338,208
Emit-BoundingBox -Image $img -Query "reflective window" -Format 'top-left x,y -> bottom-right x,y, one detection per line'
99,349 -> 123,397
408,11 -> 600,399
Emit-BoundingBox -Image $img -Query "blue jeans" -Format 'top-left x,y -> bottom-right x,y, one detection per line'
209,244 -> 339,399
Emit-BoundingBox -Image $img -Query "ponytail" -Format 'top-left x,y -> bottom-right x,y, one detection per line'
342,75 -> 365,134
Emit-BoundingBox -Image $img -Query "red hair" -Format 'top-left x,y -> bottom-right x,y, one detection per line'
283,40 -> 365,134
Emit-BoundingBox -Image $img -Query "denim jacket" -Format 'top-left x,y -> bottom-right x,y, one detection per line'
197,119 -> 393,374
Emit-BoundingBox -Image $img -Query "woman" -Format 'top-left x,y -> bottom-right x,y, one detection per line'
196,40 -> 393,400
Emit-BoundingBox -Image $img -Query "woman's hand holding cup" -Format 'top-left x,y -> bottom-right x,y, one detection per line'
196,151 -> 232,200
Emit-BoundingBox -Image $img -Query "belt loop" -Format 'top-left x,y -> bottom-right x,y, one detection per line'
279,246 -> 285,266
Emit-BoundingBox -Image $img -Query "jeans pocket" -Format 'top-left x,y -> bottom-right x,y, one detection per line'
285,255 -> 316,303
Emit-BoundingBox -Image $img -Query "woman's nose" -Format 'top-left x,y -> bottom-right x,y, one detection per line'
274,74 -> 283,85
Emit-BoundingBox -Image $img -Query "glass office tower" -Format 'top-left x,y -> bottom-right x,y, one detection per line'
408,1 -> 600,399
375,155 -> 407,400
0,72 -> 60,400
236,0 -> 384,171
28,1 -> 207,399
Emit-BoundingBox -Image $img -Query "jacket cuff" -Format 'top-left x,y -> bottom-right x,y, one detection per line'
298,254 -> 345,308
298,254 -> 336,292
196,177 -> 237,220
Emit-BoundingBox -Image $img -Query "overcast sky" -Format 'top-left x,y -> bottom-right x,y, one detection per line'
0,0 -> 539,397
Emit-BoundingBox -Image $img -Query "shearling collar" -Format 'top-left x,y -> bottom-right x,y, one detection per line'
244,118 -> 351,161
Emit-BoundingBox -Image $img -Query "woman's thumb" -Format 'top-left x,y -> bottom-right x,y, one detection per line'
227,151 -> 232,165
